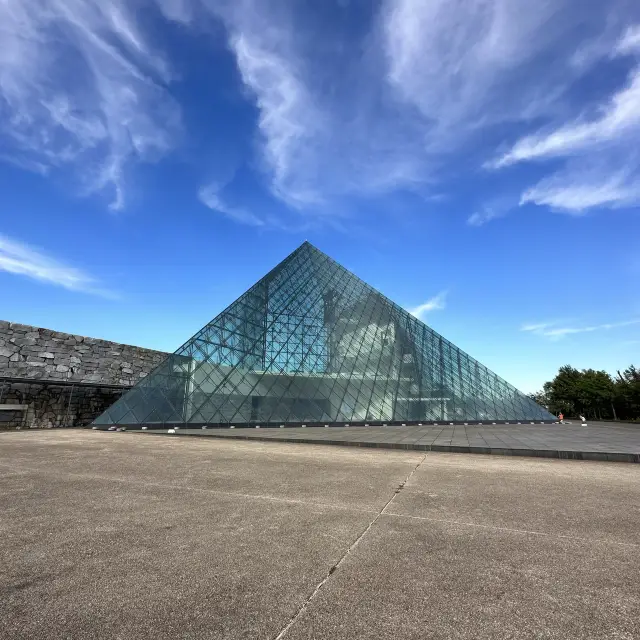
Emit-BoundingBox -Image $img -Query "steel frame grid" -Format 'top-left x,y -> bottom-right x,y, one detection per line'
93,242 -> 555,427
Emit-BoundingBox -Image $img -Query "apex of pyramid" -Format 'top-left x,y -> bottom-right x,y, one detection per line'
298,239 -> 320,254
300,240 -> 326,253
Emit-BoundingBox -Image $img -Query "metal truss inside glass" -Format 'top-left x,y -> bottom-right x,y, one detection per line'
93,242 -> 555,426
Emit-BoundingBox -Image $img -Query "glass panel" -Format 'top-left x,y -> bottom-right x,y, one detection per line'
93,242 -> 556,426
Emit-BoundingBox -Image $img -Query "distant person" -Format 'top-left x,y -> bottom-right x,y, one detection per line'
558,412 -> 564,424
580,414 -> 587,426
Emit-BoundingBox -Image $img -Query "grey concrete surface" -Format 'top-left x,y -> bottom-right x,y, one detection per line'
136,420 -> 640,463
1,431 -> 638,640
386,453 -> 640,545
285,518 -> 638,640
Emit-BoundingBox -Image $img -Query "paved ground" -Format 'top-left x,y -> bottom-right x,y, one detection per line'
131,420 -> 640,463
1,430 -> 638,640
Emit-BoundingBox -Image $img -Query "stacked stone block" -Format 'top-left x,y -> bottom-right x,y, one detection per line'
0,382 -> 125,429
0,321 -> 166,385
0,321 -> 169,428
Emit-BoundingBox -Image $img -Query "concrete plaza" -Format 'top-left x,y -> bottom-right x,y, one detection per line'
1,430 -> 638,639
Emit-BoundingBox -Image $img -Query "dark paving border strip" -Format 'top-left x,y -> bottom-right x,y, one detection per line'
133,431 -> 640,463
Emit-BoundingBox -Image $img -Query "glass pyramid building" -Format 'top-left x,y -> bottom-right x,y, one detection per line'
93,242 -> 554,428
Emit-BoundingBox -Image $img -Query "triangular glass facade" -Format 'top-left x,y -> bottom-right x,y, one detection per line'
93,242 -> 554,427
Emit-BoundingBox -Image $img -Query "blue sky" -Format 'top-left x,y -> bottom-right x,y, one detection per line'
1,0 -> 639,393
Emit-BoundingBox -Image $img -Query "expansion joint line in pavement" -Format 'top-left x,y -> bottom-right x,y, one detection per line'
272,453 -> 428,640
0,461 -> 373,515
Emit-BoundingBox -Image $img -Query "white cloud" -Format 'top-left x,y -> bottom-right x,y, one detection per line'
467,206 -> 508,227
467,195 -> 520,226
156,0 -> 193,24
487,19 -> 640,215
569,22 -> 640,71
229,27 -> 326,208
0,233 -> 114,297
2,0 -> 640,224
521,319 -> 640,340
198,180 -> 323,232
214,1 -> 430,209
491,68 -> 640,168
213,0 -> 640,217
207,0 -> 566,211
198,182 -> 265,227
0,0 -> 181,210
520,166 -> 640,212
383,0 -> 565,136
615,25 -> 640,56
490,64 -> 640,213
408,292 -> 447,319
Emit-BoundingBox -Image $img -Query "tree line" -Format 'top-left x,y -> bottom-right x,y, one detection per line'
529,365 -> 640,421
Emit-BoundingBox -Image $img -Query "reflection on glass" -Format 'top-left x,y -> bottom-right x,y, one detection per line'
93,242 -> 555,426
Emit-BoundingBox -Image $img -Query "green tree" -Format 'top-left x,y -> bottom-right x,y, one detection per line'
545,365 -> 582,416
576,369 -> 616,420
539,364 -> 640,421
615,366 -> 640,420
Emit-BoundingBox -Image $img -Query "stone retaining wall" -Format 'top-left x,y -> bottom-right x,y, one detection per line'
0,382 -> 125,429
0,321 -> 169,428
0,320 -> 167,386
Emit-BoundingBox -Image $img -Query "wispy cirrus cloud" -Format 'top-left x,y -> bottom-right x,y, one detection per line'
213,0 -> 640,220
490,24 -> 640,215
197,164 -> 319,231
467,198 -> 517,226
408,291 -> 447,320
218,0 -> 563,208
520,164 -> 640,212
616,25 -> 640,56
211,0 -> 431,210
490,66 -> 640,169
198,182 -> 265,227
467,193 -> 524,227
228,24 -> 326,208
467,208 -> 503,227
0,233 -> 114,297
382,0 -> 568,137
3,0 -> 640,227
0,0 -> 181,210
521,318 -> 640,340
